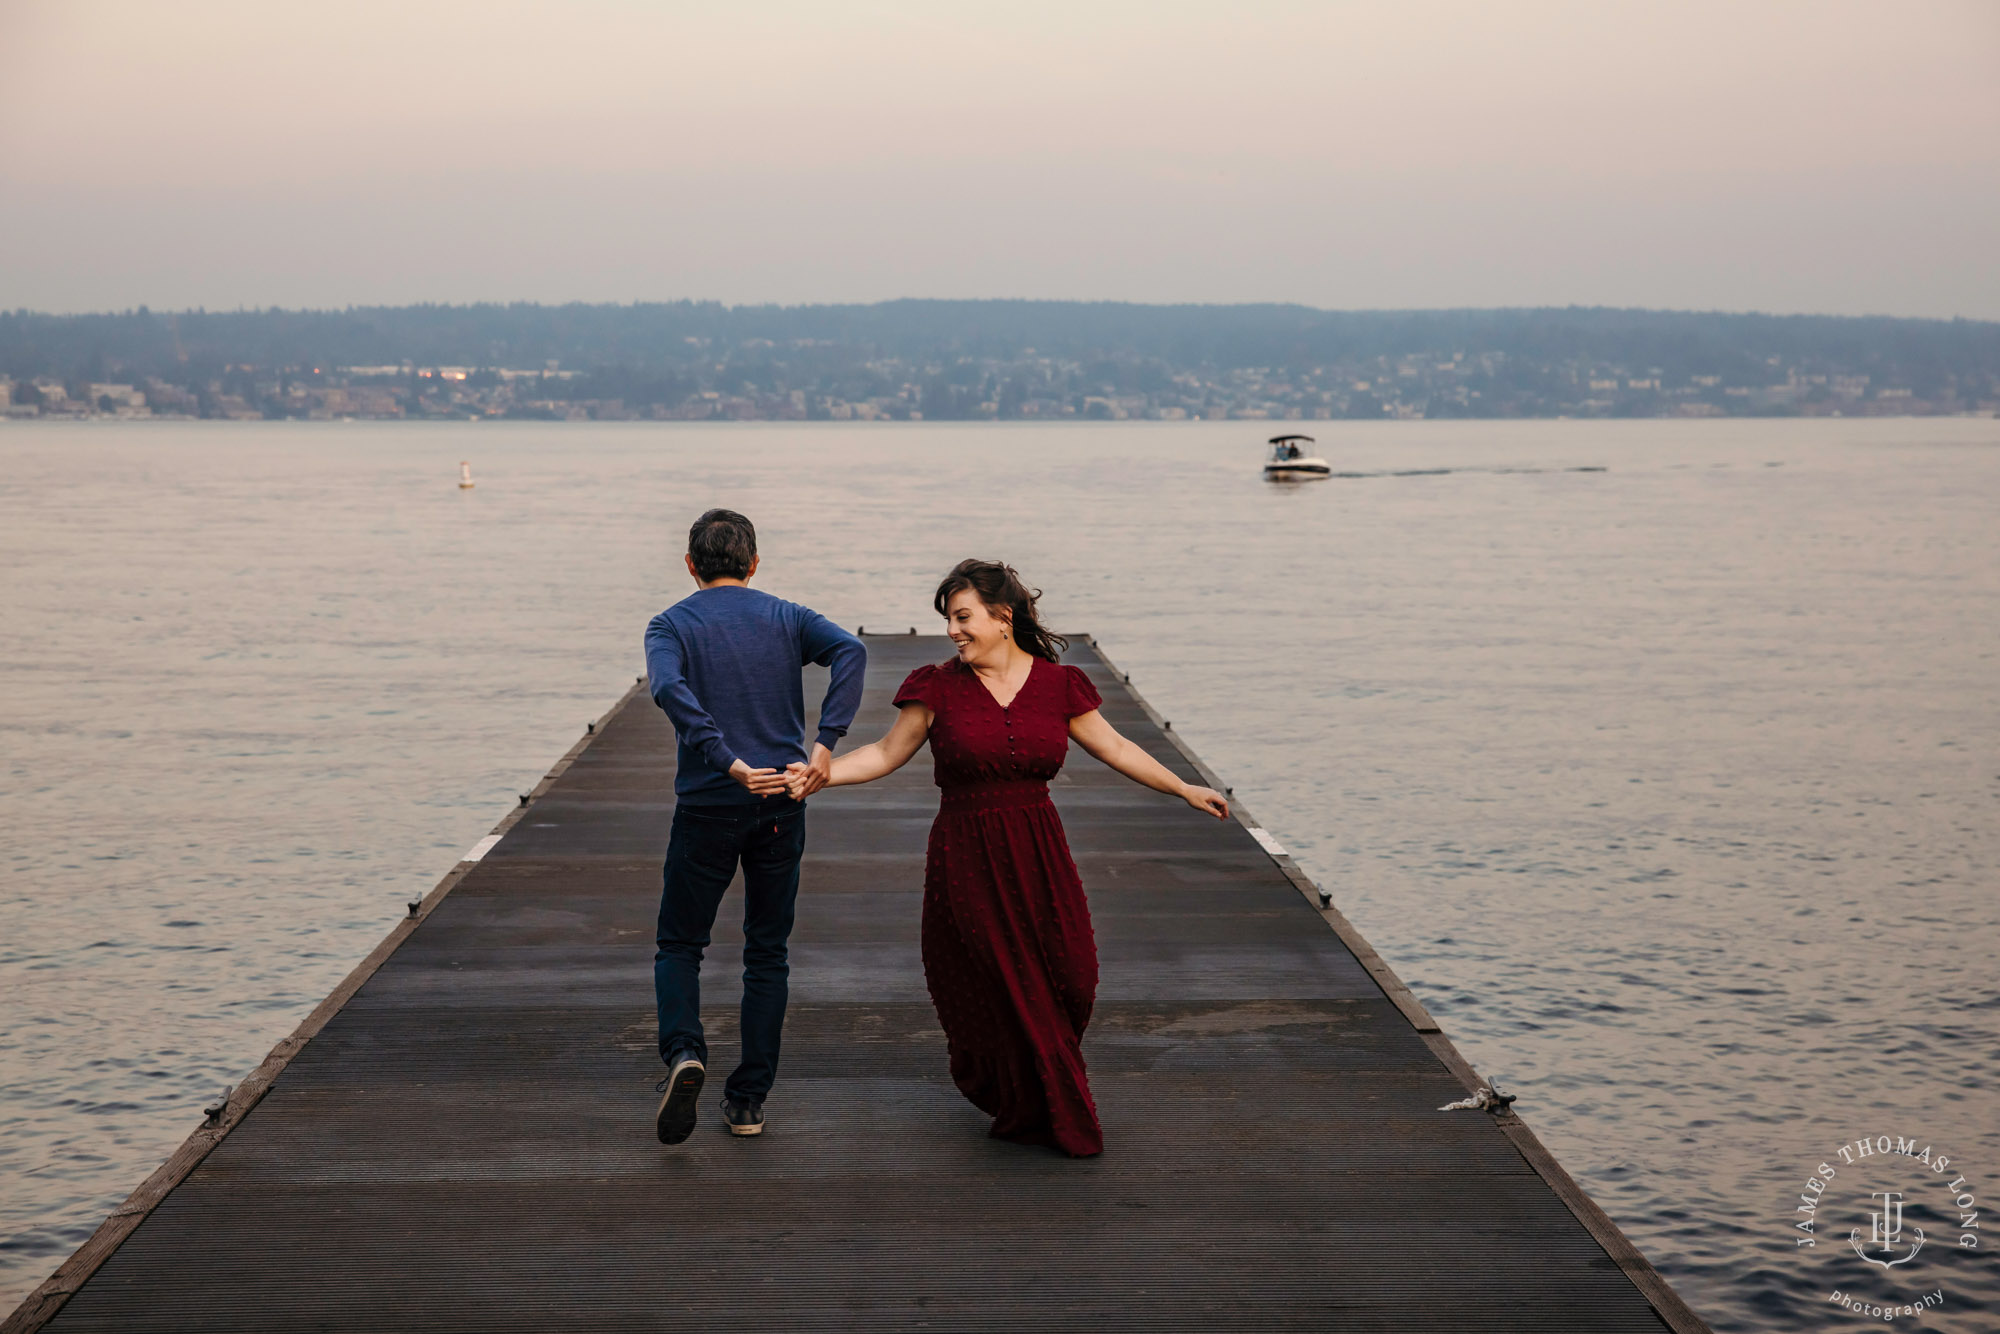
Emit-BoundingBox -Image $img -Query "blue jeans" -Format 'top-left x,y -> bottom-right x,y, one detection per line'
654,798 -> 807,1103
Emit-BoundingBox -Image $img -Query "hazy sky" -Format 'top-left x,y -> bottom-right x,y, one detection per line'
2,0 -> 1997,317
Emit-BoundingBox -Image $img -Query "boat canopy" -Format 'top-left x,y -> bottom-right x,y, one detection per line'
1268,434 -> 1316,444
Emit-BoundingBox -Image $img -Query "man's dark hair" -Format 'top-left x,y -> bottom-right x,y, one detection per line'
688,508 -> 757,582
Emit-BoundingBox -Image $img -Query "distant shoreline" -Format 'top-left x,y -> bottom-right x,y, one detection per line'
7,301 -> 1998,423
6,410 -> 1997,425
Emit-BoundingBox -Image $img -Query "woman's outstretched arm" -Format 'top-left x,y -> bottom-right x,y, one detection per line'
1069,709 -> 1230,818
810,703 -> 932,791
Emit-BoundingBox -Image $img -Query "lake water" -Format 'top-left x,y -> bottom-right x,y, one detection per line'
2,418 -> 1996,1329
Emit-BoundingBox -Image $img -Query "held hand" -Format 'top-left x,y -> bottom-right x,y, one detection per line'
1182,784 -> 1229,819
796,743 -> 833,798
729,758 -> 789,797
782,762 -> 811,800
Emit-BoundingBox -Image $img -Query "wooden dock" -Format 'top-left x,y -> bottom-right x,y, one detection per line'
7,634 -> 1710,1333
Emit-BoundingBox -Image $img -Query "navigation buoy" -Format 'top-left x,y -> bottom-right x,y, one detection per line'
458,461 -> 475,489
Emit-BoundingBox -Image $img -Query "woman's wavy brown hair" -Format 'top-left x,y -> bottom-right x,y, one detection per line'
933,559 -> 1068,663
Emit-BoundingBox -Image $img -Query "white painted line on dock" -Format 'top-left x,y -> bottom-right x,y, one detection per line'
461,834 -> 504,863
1247,827 -> 1287,857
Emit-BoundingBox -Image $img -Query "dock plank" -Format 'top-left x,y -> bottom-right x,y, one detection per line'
10,635 -> 1706,1334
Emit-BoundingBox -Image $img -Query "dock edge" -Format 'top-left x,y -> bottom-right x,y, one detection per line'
1072,635 -> 1712,1334
0,681 -> 651,1334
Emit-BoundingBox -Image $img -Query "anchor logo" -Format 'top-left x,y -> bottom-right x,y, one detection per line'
1849,1190 -> 1925,1268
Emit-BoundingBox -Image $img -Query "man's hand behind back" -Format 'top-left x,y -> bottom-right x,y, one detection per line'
728,758 -> 790,797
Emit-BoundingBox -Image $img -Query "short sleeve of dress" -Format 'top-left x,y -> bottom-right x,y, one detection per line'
1060,664 -> 1103,717
894,663 -> 942,711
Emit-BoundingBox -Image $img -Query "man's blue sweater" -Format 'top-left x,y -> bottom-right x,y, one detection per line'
643,585 -> 867,805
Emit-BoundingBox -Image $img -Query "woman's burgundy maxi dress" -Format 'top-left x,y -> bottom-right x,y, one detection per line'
894,655 -> 1106,1157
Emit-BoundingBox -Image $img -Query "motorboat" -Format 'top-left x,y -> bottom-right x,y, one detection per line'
1263,434 -> 1331,481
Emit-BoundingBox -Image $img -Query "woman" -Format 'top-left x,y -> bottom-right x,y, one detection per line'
801,559 -> 1229,1156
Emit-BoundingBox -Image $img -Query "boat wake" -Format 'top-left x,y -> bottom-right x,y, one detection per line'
1324,465 -> 1608,479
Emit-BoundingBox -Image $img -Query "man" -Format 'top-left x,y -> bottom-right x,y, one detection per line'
644,508 -> 865,1144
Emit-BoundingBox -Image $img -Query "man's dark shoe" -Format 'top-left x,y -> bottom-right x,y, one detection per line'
654,1052 -> 705,1144
721,1096 -> 764,1137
